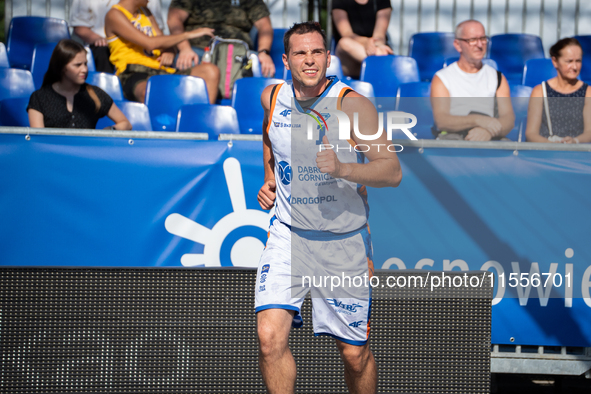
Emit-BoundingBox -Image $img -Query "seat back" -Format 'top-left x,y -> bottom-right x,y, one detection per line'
270,28 -> 288,78
6,16 -> 70,70
0,69 -> 35,101
347,80 -> 375,98
396,82 -> 433,139
86,72 -> 125,102
522,58 -> 557,87
31,43 -> 57,89
0,97 -> 31,127
0,43 -> 10,68
489,34 -> 545,86
177,104 -> 239,138
95,101 -> 152,131
443,57 -> 498,70
507,84 -> 533,141
283,55 -> 344,80
232,77 -> 284,134
409,32 -> 458,81
144,74 -> 209,131
360,56 -> 419,110
574,35 -> 591,82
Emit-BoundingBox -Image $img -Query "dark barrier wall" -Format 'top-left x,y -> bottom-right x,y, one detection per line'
0,268 -> 491,393
1,131 -> 590,347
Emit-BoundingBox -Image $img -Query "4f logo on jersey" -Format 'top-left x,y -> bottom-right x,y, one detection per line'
278,161 -> 292,185
349,321 -> 363,327
280,109 -> 291,117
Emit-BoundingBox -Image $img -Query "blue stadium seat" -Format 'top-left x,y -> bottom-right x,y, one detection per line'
31,43 -> 57,89
489,34 -> 545,86
507,84 -> 533,141
85,47 -> 96,72
6,16 -> 70,70
396,82 -> 433,139
522,58 -> 557,87
0,97 -> 30,127
360,56 -> 419,110
86,71 -> 125,102
232,77 -> 283,134
0,43 -> 10,68
283,55 -> 344,80
0,69 -> 35,101
177,104 -> 240,138
144,74 -> 209,131
408,32 -> 458,81
443,57 -> 498,70
95,101 -> 152,131
348,80 -> 375,98
573,35 -> 591,82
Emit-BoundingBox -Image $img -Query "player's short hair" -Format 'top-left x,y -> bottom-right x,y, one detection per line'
283,21 -> 328,55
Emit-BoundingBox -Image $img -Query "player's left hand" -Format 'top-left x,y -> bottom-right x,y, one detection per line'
158,52 -> 175,67
316,136 -> 347,178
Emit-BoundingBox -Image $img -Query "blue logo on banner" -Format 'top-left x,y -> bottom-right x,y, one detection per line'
278,161 -> 292,185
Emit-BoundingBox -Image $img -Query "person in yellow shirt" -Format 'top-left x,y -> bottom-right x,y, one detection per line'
105,0 -> 219,103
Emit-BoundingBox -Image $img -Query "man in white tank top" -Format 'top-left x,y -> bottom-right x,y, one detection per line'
255,22 -> 402,394
430,20 -> 515,141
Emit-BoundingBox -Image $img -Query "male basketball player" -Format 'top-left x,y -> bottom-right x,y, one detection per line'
255,22 -> 402,394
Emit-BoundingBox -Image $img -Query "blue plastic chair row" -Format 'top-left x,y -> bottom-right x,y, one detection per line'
393,81 -> 533,140
408,32 -> 545,85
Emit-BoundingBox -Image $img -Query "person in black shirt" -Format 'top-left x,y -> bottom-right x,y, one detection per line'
332,0 -> 393,78
28,39 -> 131,130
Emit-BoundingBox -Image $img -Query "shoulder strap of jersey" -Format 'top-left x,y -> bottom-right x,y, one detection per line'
265,83 -> 283,134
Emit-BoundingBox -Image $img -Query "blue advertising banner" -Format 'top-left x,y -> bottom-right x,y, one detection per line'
1,132 -> 591,347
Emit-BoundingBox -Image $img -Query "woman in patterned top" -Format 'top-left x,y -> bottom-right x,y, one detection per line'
28,39 -> 131,130
526,37 -> 591,143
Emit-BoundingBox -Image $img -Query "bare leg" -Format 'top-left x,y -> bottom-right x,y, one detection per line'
257,308 -> 296,394
190,63 -> 221,104
335,37 -> 369,78
336,340 -> 377,394
134,80 -> 148,103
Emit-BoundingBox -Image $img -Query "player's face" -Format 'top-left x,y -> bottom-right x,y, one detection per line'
62,51 -> 88,86
456,22 -> 487,62
284,32 -> 329,89
552,45 -> 583,81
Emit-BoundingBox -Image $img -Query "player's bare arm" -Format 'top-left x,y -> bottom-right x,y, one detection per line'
315,92 -> 402,188
258,84 -> 277,210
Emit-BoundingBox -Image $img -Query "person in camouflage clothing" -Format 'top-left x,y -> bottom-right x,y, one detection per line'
168,0 -> 276,77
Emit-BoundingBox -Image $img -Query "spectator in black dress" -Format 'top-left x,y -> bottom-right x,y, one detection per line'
525,37 -> 591,143
27,39 -> 131,130
332,0 -> 393,78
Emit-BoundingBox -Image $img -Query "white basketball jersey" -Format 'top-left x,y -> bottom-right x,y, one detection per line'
267,77 -> 369,233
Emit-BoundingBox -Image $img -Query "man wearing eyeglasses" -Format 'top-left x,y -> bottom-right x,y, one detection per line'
430,20 -> 515,141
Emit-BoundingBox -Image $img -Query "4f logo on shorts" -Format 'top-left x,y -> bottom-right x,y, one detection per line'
349,321 -> 363,328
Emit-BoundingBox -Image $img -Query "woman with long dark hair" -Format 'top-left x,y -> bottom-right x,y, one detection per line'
525,37 -> 591,143
27,39 -> 131,130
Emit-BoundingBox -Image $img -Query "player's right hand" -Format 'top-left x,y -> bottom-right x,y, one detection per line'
475,116 -> 502,137
176,49 -> 199,70
187,27 -> 215,40
257,180 -> 276,210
